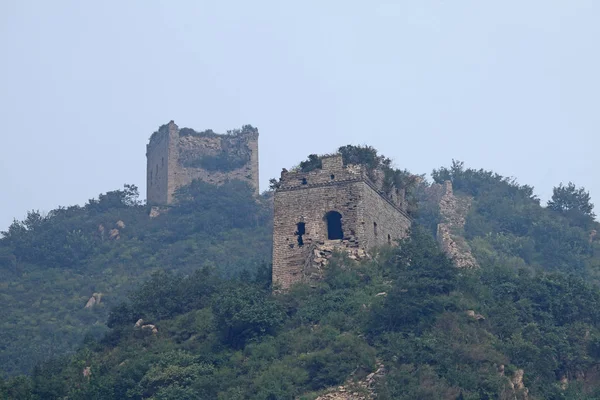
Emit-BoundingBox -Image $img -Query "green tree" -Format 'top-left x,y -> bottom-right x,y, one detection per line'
547,182 -> 595,220
369,226 -> 458,335
212,284 -> 285,348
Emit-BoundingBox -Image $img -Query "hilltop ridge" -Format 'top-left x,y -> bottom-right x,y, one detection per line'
2,147 -> 600,399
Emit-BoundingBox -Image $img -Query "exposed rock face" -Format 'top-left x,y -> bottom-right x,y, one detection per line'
84,293 -> 103,309
560,375 -> 569,390
134,319 -> 158,335
109,229 -> 120,240
142,324 -> 158,335
466,310 -> 485,321
116,220 -> 126,229
428,181 -> 479,269
498,366 -> 529,400
314,362 -> 385,400
508,369 -> 528,399
149,206 -> 163,218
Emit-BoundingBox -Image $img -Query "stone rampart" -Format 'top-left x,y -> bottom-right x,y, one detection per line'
146,121 -> 259,205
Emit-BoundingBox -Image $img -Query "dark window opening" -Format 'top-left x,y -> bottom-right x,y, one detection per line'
301,178 -> 307,185
325,211 -> 344,240
374,222 -> 378,237
162,157 -> 164,167
296,222 -> 306,247
156,165 -> 159,175
388,234 -> 391,244
330,174 -> 335,180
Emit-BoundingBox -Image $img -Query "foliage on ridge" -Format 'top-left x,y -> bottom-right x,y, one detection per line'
3,152 -> 600,399
0,181 -> 272,376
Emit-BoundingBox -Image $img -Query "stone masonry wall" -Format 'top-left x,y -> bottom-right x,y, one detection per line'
146,121 -> 259,205
146,123 -> 173,205
272,155 -> 411,289
432,181 -> 479,269
273,180 -> 365,288
359,180 -> 412,250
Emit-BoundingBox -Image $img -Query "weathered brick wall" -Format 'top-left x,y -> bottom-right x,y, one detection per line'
359,181 -> 412,250
146,122 -> 177,205
146,121 -> 259,205
273,181 -> 363,288
272,155 -> 411,289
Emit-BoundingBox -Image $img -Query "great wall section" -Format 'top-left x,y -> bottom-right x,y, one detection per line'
146,122 -> 478,289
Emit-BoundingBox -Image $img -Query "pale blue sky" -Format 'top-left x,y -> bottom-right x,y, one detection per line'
1,1 -> 598,230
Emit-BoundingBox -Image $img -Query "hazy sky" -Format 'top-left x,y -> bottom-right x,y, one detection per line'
1,1 -> 598,231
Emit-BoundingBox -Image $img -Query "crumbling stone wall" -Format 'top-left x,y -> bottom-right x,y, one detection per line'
272,155 -> 411,289
146,121 -> 259,205
313,361 -> 386,400
146,122 -> 174,205
429,181 -> 479,269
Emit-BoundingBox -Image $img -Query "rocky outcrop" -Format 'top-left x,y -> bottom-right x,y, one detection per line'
84,292 -> 103,309
508,369 -> 528,399
99,221 -> 127,240
149,206 -> 168,218
134,319 -> 158,335
314,362 -> 385,400
466,310 -> 485,321
498,366 -> 529,400
109,228 -> 120,240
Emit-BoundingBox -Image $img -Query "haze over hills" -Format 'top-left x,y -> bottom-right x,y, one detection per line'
2,145 -> 600,399
2,2 -> 599,233
2,2 -> 599,398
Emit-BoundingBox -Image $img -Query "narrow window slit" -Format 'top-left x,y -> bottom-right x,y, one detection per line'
296,222 -> 306,246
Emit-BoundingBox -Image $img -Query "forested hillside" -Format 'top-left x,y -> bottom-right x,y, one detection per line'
0,181 -> 272,376
2,151 -> 600,399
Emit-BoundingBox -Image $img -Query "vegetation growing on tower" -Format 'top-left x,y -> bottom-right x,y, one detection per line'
295,145 -> 421,215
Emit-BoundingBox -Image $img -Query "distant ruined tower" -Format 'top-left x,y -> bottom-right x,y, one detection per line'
272,154 -> 412,289
146,121 -> 259,205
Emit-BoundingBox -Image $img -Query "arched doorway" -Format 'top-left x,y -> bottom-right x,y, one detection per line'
324,211 -> 343,240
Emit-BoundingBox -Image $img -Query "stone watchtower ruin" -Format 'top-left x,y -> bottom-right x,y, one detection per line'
146,121 -> 259,205
272,155 -> 412,289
